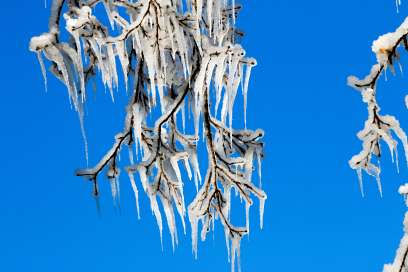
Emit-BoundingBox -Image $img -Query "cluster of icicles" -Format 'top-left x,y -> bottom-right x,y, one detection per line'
29,0 -> 266,271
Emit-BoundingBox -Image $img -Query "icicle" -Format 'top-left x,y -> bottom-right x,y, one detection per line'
195,0 -> 203,49
143,44 -> 157,104
190,215 -> 199,258
244,149 -> 254,183
231,235 -> 242,272
36,51 -> 48,91
396,145 -> 401,174
232,0 -> 236,25
161,196 -> 178,251
357,168 -> 365,197
188,148 -> 201,189
182,156 -> 193,180
220,90 -> 229,125
227,51 -> 241,134
256,148 -> 262,187
242,63 -> 253,129
200,215 -> 211,241
172,16 -> 189,77
116,41 -> 129,91
116,176 -> 121,204
165,16 -> 176,60
214,55 -> 226,115
225,229 -> 231,262
181,100 -> 186,133
150,194 -> 164,249
128,145 -> 134,165
225,185 -> 231,219
193,56 -> 210,136
138,166 -> 149,192
78,110 -> 89,165
376,170 -> 383,198
171,156 -> 183,184
72,33 -> 85,101
133,30 -> 142,53
207,0 -> 214,36
245,201 -> 250,235
132,105 -> 143,160
259,197 -> 265,229
106,43 -> 118,92
110,178 -> 118,202
44,47 -> 73,104
170,185 -> 187,235
397,0 -> 402,12
405,95 -> 408,109
128,172 -> 140,219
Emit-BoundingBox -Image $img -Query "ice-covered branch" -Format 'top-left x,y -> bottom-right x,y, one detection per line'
348,18 -> 408,195
187,82 -> 265,271
30,0 -> 265,271
383,184 -> 408,272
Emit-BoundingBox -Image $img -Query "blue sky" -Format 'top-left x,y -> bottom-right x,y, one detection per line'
2,1 -> 408,271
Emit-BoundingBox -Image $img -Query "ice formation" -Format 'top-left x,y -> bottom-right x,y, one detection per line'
383,185 -> 408,272
348,3 -> 408,270
348,18 -> 408,196
30,1 -> 266,271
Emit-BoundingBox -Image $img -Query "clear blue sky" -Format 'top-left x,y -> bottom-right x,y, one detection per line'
2,1 -> 408,271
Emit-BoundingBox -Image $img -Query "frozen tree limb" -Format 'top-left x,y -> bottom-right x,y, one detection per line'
383,184 -> 408,272
348,18 -> 408,196
30,0 -> 266,270
349,5 -> 408,272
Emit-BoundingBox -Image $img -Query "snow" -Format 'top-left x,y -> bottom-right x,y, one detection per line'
371,17 -> 408,64
399,183 -> 408,195
29,32 -> 56,52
